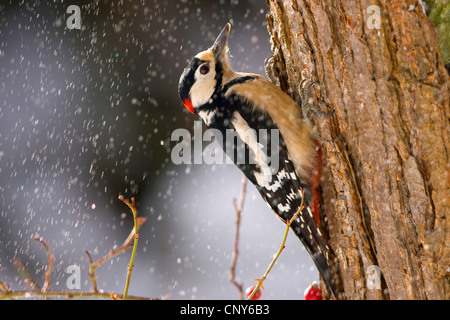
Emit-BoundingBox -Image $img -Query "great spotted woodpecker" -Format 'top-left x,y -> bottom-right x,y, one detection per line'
178,23 -> 337,298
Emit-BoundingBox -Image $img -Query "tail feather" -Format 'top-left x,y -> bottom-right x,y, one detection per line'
312,251 -> 337,298
290,204 -> 338,298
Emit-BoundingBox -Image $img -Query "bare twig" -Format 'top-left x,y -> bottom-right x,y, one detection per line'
85,249 -> 98,293
86,217 -> 146,270
32,236 -> 54,292
229,176 -> 248,300
0,289 -> 160,300
118,195 -> 139,300
248,189 -> 305,300
0,281 -> 10,293
83,215 -> 146,296
0,197 -> 154,300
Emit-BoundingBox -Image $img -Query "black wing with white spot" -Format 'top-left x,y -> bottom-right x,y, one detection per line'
236,116 -> 335,297
226,92 -> 336,297
204,81 -> 337,297
253,155 -> 336,298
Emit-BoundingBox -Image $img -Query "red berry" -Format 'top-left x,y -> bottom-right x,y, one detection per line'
304,281 -> 322,300
245,285 -> 262,300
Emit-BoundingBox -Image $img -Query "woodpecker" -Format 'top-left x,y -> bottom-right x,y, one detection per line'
178,23 -> 337,298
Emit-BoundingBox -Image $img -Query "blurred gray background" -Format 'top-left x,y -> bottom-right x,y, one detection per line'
0,0 -> 318,299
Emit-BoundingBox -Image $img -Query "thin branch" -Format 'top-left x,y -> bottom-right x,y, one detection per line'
85,250 -> 98,293
83,215 -> 146,295
229,176 -> 248,300
1,197 -> 153,300
0,281 -> 10,293
118,195 -> 139,300
248,189 -> 305,300
32,236 -> 54,292
0,289 -> 161,300
86,217 -> 146,269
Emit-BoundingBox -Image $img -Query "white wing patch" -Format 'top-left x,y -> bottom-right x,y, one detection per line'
286,189 -> 298,202
277,203 -> 291,213
198,110 -> 216,125
231,112 -> 273,187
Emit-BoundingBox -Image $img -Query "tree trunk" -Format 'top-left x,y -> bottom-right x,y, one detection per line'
266,0 -> 449,300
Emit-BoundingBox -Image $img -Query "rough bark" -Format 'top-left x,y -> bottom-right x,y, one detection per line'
266,0 -> 449,300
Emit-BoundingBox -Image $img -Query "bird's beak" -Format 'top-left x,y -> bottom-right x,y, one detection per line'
212,23 -> 231,60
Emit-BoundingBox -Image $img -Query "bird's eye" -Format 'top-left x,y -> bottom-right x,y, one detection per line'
199,64 -> 210,75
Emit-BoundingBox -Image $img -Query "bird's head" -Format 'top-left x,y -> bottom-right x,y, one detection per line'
178,23 -> 231,114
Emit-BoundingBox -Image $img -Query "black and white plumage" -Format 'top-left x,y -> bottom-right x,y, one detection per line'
178,24 -> 337,298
